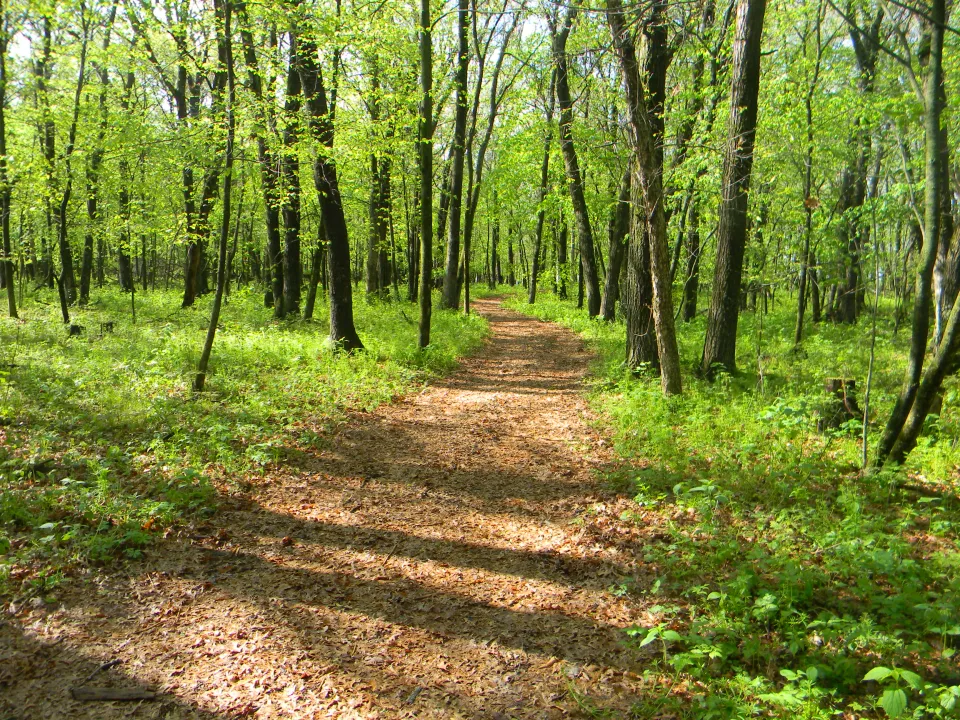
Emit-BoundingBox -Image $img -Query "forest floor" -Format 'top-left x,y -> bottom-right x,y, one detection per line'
1,297 -> 659,719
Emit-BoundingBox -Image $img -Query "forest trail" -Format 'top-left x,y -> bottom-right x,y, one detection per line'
2,298 -> 658,719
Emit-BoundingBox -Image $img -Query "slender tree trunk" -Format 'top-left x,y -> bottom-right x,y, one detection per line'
877,0 -> 946,466
80,8 -> 116,305
418,0 -> 433,347
0,20 -> 15,318
600,167 -> 630,321
54,17 -> 90,306
529,70 -> 557,304
461,12 -> 519,302
552,7 -> 601,316
281,52 -> 302,316
407,174 -> 420,303
556,219 -> 568,299
700,0 -> 767,376
237,5 -> 283,312
195,0 -> 235,391
441,0 -> 470,309
681,202 -> 701,321
303,220 -> 325,321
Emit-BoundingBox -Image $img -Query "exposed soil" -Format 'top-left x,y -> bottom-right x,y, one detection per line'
1,298 -> 658,719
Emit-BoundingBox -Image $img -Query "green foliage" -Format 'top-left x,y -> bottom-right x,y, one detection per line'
507,291 -> 960,719
0,287 -> 487,599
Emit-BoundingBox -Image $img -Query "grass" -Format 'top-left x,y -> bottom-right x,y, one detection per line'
504,288 -> 960,719
0,284 -> 487,602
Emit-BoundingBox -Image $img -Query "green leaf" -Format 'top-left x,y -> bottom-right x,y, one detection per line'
880,688 -> 908,718
898,670 -> 923,691
863,666 -> 894,683
805,666 -> 818,683
639,628 -> 659,647
661,630 -> 684,642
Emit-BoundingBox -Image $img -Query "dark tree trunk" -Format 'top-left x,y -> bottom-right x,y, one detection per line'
0,24 -> 16,318
556,220 -> 568,299
528,70 -> 556,304
418,0 -> 433,347
303,220 -> 325,321
877,0 -> 946,466
701,0 -> 767,376
281,53 -> 302,316
810,258 -> 821,323
298,22 -> 362,351
836,10 -> 882,326
682,202 -> 701,322
552,8 -> 601,316
237,5 -> 284,314
623,176 -> 657,370
441,0 -> 470,310
194,0 -> 236,392
407,176 -> 421,303
607,0 -> 683,394
54,19 -> 90,306
81,12 -> 115,304
600,167 -> 630,321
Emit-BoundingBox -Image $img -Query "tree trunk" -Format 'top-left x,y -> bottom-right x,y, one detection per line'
441,0 -> 470,310
556,219 -> 568,299
297,20 -> 362,351
600,167 -> 630,321
700,0 -> 767,376
681,201 -> 701,322
0,23 -> 15,318
195,0 -> 235,392
281,54 -> 302,317
303,221 -> 325,321
552,7 -> 601,316
418,0 -> 433,348
237,4 -> 284,314
606,0 -> 683,394
876,0 -> 946,466
528,70 -> 556,304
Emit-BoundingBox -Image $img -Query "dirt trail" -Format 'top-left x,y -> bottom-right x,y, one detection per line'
1,298 -> 656,719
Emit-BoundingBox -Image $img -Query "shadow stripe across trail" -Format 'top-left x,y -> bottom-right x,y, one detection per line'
3,297 -> 657,720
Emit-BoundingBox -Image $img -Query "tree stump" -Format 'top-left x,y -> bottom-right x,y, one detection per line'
817,378 -> 861,432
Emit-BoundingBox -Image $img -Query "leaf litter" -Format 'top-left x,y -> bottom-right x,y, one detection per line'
1,298 -> 662,719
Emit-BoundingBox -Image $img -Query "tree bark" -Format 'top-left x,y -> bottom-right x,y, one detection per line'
237,4 -> 284,312
281,50 -> 303,316
552,7 -> 601,317
528,70 -> 556,304
441,0 -> 470,309
418,0 -> 433,347
600,168 -> 630,321
195,0 -> 235,392
606,0 -> 683,395
81,7 -> 116,305
700,0 -> 767,377
297,17 -> 362,351
0,18 -> 14,318
876,0 -> 946,466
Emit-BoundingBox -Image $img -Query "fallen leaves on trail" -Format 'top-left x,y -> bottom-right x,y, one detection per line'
2,298 -> 661,719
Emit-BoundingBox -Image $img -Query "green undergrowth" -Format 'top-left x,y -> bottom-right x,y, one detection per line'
505,289 -> 960,719
0,286 -> 487,601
